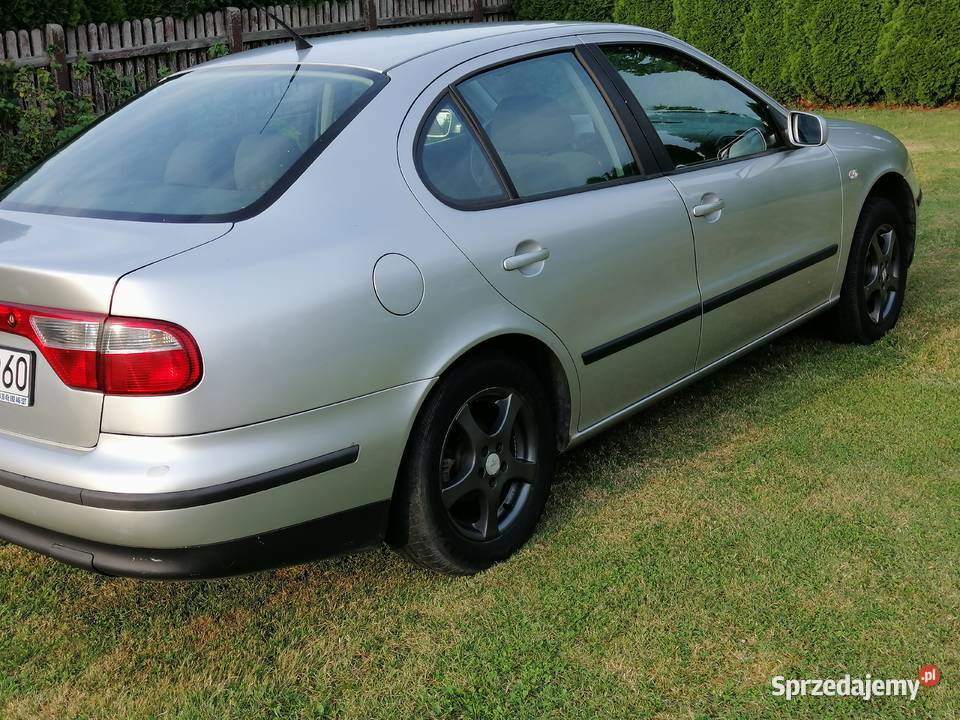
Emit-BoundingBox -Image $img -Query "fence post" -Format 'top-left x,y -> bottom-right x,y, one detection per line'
225,7 -> 243,54
473,0 -> 483,22
45,23 -> 70,90
364,0 -> 378,31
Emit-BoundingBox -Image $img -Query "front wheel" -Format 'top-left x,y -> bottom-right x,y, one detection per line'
388,354 -> 556,575
826,197 -> 909,343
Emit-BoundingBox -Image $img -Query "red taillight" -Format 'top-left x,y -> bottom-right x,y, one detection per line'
1,302 -> 202,395
11,305 -> 102,391
101,317 -> 202,395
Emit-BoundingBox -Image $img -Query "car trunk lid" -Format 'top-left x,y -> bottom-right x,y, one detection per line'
0,210 -> 231,448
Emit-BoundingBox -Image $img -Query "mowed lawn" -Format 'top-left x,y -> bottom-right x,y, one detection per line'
1,108 -> 958,719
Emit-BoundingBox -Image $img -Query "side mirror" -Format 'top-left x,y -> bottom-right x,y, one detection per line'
427,109 -> 454,139
787,111 -> 829,147
718,127 -> 768,160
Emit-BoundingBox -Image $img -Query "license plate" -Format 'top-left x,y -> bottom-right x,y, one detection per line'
0,346 -> 34,407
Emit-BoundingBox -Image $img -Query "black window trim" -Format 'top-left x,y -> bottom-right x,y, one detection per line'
447,86 -> 520,200
585,40 -> 794,176
413,44 -> 664,212
412,89 -> 515,209
0,64 -> 390,224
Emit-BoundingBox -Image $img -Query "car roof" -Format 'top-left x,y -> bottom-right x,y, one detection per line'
201,21 -> 661,73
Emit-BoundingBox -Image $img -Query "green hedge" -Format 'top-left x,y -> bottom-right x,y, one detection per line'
610,0 -> 671,32
513,0 -> 616,24
514,0 -> 960,106
670,0 -> 746,69
737,0 -> 792,101
875,0 -> 960,106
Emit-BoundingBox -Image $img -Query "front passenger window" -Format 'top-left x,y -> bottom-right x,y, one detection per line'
457,52 -> 639,198
601,45 -> 783,168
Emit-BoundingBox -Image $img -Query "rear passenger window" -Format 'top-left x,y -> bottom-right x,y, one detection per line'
457,52 -> 639,198
417,95 -> 507,206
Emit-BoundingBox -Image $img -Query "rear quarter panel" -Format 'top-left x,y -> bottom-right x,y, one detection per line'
106,77 -> 580,437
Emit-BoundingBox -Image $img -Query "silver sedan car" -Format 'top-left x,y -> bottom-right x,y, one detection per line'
0,22 -> 920,577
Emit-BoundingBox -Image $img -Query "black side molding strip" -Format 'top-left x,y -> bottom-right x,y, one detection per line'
582,303 -> 701,365
702,244 -> 839,313
0,500 -> 389,579
581,244 -> 839,365
0,444 -> 359,512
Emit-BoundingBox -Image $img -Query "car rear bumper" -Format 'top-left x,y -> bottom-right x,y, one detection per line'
0,379 -> 433,577
0,500 -> 389,579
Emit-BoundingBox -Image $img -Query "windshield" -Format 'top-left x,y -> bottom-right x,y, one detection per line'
1,65 -> 385,222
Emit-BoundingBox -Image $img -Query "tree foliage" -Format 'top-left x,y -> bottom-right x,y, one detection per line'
611,0 -> 672,32
514,0 -> 615,23
514,0 -> 960,105
875,0 -> 960,106
670,0 -> 746,69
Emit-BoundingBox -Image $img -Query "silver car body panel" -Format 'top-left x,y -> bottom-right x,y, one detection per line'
0,379 -> 431,547
823,119 -> 919,295
0,211 -> 231,446
0,23 -> 919,571
573,298 -> 836,445
396,34 -> 702,429
199,21 -> 588,72
104,79 -> 581,435
0,210 -> 232,313
667,147 -> 842,367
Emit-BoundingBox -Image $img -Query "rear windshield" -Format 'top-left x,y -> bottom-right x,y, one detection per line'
0,65 -> 385,222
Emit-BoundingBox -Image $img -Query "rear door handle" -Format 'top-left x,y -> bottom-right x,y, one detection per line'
692,199 -> 725,217
503,248 -> 550,271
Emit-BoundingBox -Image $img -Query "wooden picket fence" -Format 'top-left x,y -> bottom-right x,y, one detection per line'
1,0 -> 514,112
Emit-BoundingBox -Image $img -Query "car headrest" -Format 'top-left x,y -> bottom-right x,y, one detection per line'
486,94 -> 575,156
164,137 -> 236,188
234,132 -> 301,193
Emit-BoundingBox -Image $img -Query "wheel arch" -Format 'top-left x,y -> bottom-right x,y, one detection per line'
385,331 -> 576,549
863,172 -> 917,264
436,333 -> 575,453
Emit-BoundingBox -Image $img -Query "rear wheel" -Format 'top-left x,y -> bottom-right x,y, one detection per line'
388,354 -> 556,575
826,197 -> 908,343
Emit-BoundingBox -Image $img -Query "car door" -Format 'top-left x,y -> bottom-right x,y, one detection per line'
399,40 -> 701,429
591,38 -> 843,368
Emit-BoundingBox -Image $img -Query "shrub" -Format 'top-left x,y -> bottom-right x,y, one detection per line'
875,0 -> 960,106
737,0 -> 795,100
514,0 -> 614,23
789,0 -> 890,105
670,0 -> 747,68
514,0 -> 960,106
1,1 -> 88,32
0,60 -> 130,189
611,0 -> 672,32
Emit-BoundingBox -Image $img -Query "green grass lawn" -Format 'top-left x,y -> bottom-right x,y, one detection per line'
1,108 -> 958,719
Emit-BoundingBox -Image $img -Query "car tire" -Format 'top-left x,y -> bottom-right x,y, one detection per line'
388,353 -> 556,575
827,197 -> 909,344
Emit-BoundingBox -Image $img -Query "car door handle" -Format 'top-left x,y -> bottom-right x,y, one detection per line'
503,248 -> 550,271
692,199 -> 726,217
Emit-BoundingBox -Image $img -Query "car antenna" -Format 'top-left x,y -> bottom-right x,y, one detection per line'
265,11 -> 312,51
